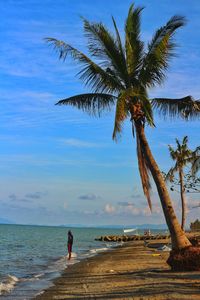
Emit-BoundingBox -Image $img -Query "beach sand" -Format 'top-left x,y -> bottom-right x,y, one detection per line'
35,241 -> 200,300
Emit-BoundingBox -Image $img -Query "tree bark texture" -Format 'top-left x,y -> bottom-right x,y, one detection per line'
135,122 -> 191,250
179,169 -> 186,231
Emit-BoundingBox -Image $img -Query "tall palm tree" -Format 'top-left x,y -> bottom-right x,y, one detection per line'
166,136 -> 194,230
46,4 -> 200,258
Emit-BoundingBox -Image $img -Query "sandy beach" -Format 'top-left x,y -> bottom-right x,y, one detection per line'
34,241 -> 200,300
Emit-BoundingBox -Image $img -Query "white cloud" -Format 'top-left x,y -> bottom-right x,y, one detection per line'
127,206 -> 140,215
151,205 -> 162,215
119,203 -> 161,217
61,138 -> 102,148
141,206 -> 151,216
104,203 -> 116,214
118,201 -> 135,207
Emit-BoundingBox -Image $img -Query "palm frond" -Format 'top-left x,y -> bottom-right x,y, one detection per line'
45,38 -> 124,93
139,95 -> 155,127
125,4 -> 144,81
56,93 -> 117,116
168,145 -> 176,160
165,165 -> 178,182
192,157 -> 200,176
175,138 -> 181,152
167,136 -> 199,181
112,16 -> 127,70
140,15 -> 186,87
169,136 -> 194,164
193,146 -> 200,156
112,94 -> 129,141
82,19 -> 129,86
136,129 -> 152,211
184,156 -> 198,165
191,146 -> 200,175
151,96 -> 200,120
182,136 -> 188,145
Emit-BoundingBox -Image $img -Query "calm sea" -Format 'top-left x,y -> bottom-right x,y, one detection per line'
0,224 -> 125,299
0,224 -> 166,299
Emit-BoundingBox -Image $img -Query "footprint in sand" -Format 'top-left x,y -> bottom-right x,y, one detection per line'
83,283 -> 88,292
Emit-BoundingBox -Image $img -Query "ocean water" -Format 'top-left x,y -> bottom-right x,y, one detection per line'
0,224 -> 124,299
0,224 -> 166,299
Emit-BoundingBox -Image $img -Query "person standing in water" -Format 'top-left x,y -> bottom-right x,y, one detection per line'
67,230 -> 73,260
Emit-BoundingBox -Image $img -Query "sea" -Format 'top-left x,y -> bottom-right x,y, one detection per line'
0,224 -> 125,299
0,224 -> 165,299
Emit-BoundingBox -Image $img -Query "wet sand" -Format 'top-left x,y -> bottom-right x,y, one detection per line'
34,241 -> 200,300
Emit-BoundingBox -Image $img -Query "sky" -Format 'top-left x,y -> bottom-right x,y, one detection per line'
0,0 -> 200,227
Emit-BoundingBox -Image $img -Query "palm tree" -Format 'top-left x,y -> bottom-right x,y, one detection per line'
165,136 -> 194,230
46,3 -> 200,267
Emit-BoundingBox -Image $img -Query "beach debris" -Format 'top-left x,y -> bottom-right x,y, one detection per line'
158,245 -> 172,251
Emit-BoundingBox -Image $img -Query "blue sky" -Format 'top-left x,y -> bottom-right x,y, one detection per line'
0,0 -> 199,226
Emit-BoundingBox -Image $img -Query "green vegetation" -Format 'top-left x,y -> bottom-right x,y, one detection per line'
167,172 -> 200,194
190,219 -> 200,231
165,136 -> 199,230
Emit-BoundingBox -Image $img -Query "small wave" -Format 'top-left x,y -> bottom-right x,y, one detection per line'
46,254 -> 79,272
35,290 -> 45,297
89,247 -> 108,254
80,252 -> 91,258
20,273 -> 45,282
34,273 -> 44,279
0,275 -> 19,295
68,252 -> 77,258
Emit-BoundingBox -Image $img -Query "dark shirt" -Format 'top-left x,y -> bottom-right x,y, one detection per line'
68,234 -> 73,245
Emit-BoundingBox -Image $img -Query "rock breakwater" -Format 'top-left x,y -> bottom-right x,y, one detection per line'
95,234 -> 170,242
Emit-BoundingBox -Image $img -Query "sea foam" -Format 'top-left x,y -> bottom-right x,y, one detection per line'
0,275 -> 19,295
89,247 -> 109,254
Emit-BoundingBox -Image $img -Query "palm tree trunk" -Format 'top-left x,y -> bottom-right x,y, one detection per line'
179,169 -> 186,231
135,121 -> 191,250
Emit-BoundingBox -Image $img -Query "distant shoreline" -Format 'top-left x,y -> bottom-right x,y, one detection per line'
0,223 -> 168,230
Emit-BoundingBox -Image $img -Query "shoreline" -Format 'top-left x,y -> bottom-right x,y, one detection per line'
34,241 -> 200,300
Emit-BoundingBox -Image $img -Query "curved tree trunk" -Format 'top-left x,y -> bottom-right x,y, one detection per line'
135,122 -> 191,250
179,169 -> 186,231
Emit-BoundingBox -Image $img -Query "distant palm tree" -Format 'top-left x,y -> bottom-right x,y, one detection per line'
46,4 -> 200,255
166,136 -> 194,230
192,147 -> 200,175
